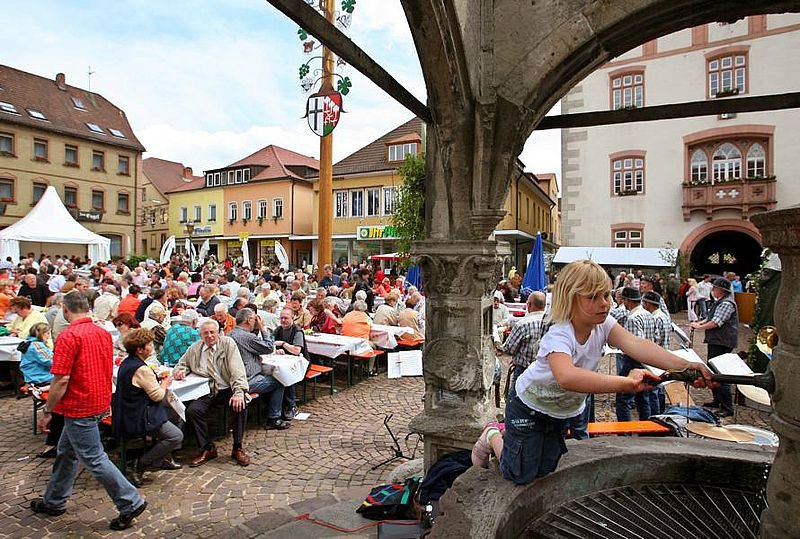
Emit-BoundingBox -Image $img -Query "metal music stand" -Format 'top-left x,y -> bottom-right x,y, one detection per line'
371,413 -> 422,470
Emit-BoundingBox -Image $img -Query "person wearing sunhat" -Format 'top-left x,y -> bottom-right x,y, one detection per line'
690,277 -> 738,417
615,287 -> 657,422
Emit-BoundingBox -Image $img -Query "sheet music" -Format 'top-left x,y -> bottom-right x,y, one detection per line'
709,353 -> 754,375
387,350 -> 423,378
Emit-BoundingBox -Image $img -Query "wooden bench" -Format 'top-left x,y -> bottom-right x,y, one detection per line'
587,420 -> 672,437
302,364 -> 334,402
25,386 -> 49,436
396,337 -> 425,350
349,350 -> 385,384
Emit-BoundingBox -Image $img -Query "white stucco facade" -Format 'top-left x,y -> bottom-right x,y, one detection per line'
561,15 -> 800,273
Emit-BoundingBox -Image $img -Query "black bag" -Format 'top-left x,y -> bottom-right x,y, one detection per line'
416,450 -> 472,504
17,340 -> 31,354
356,477 -> 421,521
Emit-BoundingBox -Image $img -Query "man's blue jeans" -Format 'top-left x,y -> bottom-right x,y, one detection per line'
616,354 -> 653,421
248,374 -> 285,420
43,412 -> 143,514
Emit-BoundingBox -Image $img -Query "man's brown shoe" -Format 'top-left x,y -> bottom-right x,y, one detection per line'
231,448 -> 250,467
190,447 -> 218,467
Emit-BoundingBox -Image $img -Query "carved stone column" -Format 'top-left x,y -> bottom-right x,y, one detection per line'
751,207 -> 800,539
410,239 -> 511,467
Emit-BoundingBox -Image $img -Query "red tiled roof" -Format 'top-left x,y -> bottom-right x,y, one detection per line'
143,157 -> 205,195
0,64 -> 145,152
225,145 -> 319,182
332,118 -> 425,176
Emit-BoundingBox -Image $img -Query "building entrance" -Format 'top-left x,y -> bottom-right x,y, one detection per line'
690,229 -> 762,277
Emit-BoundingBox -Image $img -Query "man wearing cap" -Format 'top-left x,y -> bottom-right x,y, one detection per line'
615,287 -> 658,422
690,278 -> 738,417
639,275 -> 669,316
642,291 -> 671,415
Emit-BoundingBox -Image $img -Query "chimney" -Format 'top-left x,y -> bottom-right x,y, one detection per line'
55,73 -> 66,91
183,166 -> 193,179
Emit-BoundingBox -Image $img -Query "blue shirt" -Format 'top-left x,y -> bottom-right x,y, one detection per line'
160,324 -> 201,366
19,337 -> 54,385
732,280 -> 743,293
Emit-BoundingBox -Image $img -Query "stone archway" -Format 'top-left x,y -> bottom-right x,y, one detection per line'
681,219 -> 763,276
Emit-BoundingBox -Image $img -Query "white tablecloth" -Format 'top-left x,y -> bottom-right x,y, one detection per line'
170,373 -> 212,402
0,336 -> 23,362
370,324 -> 413,349
305,333 -> 373,358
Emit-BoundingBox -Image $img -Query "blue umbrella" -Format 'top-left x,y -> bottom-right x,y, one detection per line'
522,232 -> 547,292
406,265 -> 422,291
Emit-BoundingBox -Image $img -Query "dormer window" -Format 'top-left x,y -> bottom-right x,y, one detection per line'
27,108 -> 48,121
388,142 -> 418,163
0,101 -> 19,114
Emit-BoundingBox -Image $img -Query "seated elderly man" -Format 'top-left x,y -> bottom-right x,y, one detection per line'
141,304 -> 168,353
259,298 -> 281,333
229,308 -> 289,430
195,284 -> 221,317
18,273 -> 52,307
272,307 -> 308,421
212,302 -> 236,335
161,309 -> 201,367
93,284 -> 120,321
373,289 -> 400,325
173,319 -> 251,467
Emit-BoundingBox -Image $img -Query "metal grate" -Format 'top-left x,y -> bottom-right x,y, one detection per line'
526,483 -> 767,539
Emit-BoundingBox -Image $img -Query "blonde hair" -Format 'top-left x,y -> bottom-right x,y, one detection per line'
549,260 -> 611,323
687,278 -> 698,287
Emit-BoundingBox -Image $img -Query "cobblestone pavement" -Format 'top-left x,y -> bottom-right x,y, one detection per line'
0,312 -> 772,537
0,372 -> 425,538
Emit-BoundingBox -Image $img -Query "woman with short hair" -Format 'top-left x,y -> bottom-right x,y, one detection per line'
112,328 -> 183,486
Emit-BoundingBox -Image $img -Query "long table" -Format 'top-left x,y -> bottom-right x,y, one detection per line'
0,336 -> 23,362
370,324 -> 413,349
305,333 -> 372,359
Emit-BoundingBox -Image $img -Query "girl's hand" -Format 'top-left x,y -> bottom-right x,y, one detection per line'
627,369 -> 661,392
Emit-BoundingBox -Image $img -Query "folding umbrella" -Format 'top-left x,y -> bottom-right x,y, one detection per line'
275,241 -> 289,270
406,265 -> 422,291
522,232 -> 547,292
241,238 -> 251,269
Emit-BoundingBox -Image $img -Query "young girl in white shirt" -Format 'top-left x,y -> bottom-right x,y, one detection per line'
472,259 -> 714,484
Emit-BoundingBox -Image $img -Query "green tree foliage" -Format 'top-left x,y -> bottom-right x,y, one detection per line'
391,153 -> 426,256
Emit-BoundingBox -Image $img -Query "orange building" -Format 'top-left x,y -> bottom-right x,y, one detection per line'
207,145 -> 318,268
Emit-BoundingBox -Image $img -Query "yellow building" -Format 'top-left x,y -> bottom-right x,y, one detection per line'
311,118 -> 560,269
0,65 -> 144,260
167,181 -> 223,258
496,166 -> 560,267
311,119 -> 421,265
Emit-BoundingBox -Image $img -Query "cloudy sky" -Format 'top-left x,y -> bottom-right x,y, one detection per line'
3,0 -> 560,179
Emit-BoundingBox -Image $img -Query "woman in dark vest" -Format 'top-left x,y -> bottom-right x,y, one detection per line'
112,328 -> 183,486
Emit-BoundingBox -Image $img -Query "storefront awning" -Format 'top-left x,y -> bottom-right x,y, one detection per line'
289,234 -> 358,241
553,246 -> 678,268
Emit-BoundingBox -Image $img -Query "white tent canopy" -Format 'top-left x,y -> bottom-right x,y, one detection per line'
553,247 -> 678,268
0,186 -> 111,263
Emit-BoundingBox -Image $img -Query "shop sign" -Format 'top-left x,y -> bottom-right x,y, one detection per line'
192,226 -> 211,234
74,209 -> 102,222
227,240 -> 242,248
357,225 -> 397,240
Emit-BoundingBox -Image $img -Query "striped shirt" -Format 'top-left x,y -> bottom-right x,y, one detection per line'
503,311 -> 547,369
651,308 -> 672,349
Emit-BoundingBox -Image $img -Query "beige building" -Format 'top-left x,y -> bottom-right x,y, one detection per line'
0,65 -> 144,260
561,15 -> 800,276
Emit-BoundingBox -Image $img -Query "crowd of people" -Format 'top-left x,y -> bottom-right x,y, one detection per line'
2,251 -> 425,531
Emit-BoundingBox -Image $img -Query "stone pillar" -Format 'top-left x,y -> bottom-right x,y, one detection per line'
410,239 -> 511,467
751,208 -> 800,539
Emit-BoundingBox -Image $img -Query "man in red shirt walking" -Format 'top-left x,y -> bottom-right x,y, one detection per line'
30,292 -> 147,531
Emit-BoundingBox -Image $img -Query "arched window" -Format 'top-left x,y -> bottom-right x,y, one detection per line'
746,143 -> 766,178
690,149 -> 708,183
712,143 -> 741,181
